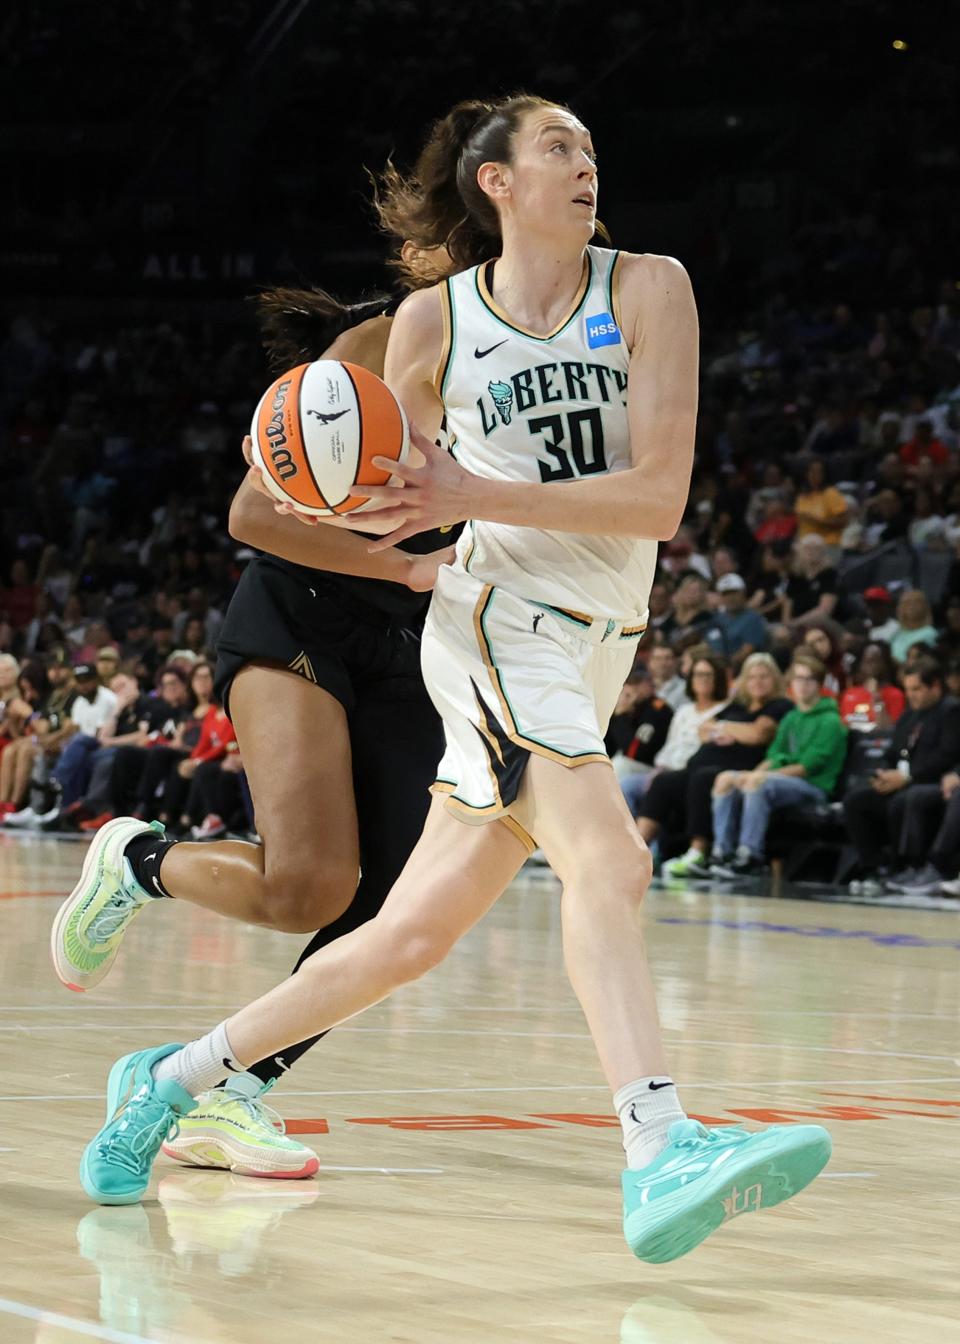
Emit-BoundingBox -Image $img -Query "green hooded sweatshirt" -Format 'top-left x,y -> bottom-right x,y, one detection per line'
765,696 -> 848,795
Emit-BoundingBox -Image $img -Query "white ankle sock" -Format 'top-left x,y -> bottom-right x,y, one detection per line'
151,1021 -> 247,1097
614,1077 -> 686,1170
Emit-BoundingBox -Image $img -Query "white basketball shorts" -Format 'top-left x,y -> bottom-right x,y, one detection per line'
420,564 -> 645,843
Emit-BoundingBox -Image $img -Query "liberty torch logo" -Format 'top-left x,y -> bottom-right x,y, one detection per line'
487,379 -> 514,426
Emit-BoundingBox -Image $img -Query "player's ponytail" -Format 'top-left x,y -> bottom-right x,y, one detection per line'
251,286 -> 391,374
376,93 -> 606,288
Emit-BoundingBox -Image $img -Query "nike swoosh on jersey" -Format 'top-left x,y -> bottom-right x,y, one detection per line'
474,340 -> 508,359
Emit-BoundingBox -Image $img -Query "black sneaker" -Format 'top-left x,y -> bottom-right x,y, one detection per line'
712,848 -> 766,880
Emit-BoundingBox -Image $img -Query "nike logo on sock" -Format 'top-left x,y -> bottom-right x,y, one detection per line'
150,876 -> 166,897
222,1057 -> 241,1072
648,1079 -> 673,1091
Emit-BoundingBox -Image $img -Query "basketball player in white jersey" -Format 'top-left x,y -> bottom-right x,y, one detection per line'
74,94 -> 830,1263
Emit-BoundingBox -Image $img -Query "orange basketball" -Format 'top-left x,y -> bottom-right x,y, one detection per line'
249,360 -> 409,516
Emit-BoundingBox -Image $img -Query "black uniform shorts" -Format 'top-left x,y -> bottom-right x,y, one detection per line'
214,556 -> 429,720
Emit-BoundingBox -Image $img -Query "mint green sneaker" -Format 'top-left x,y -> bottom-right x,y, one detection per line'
623,1118 -> 831,1263
662,848 -> 710,881
80,1044 -> 196,1205
50,817 -> 165,992
161,1073 -> 320,1179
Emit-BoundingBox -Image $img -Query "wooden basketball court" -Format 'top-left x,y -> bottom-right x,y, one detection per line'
0,835 -> 956,1344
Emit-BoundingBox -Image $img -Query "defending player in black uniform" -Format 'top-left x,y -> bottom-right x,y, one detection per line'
53,254 -> 462,1176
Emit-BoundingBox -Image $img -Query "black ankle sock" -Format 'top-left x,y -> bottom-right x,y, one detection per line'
124,833 -> 178,898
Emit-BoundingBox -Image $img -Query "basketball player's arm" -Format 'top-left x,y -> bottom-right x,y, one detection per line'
228,473 -> 430,586
362,257 -> 698,547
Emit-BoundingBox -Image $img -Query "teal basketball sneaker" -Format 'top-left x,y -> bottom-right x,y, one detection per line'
622,1118 -> 832,1263
51,817 -> 165,992
81,1044 -> 197,1205
162,1073 -> 320,1179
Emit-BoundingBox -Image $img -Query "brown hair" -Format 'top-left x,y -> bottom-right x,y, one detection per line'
375,94 -> 608,288
251,286 -> 393,375
685,651 -> 729,703
791,652 -> 826,684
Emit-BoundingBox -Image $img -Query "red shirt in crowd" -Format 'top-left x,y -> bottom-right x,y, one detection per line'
839,684 -> 906,730
190,705 -> 237,763
899,436 -> 948,467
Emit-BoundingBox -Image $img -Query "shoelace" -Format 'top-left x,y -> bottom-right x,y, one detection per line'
206,1086 -> 287,1136
88,885 -> 142,945
99,1090 -> 180,1175
673,1122 -> 750,1151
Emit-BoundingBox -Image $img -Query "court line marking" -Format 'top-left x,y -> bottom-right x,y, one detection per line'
322,1165 -> 444,1174
1,1077 -> 956,1103
0,1296 -> 158,1344
0,1023 -> 952,1062
0,1004 -> 953,1022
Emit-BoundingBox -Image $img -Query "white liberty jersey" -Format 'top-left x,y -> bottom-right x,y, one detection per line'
436,245 -> 658,622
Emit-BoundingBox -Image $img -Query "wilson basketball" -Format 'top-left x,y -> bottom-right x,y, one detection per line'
249,359 -> 409,516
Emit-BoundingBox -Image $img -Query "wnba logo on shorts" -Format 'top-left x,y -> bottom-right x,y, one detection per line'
585,312 -> 621,349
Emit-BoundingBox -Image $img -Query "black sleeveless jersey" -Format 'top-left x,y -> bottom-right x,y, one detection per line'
263,519 -> 463,627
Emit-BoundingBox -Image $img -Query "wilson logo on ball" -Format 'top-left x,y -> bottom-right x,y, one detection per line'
250,360 -> 409,516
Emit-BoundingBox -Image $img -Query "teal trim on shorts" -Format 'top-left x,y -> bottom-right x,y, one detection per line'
479,588 -> 606,762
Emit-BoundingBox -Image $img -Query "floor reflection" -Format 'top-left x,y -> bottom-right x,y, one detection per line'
76,1170 -> 320,1338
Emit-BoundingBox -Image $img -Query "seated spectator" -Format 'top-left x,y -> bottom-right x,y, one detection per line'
74,620 -> 118,668
107,665 -> 191,816
645,643 -> 689,711
863,586 -> 899,642
747,542 -> 791,622
119,660 -> 219,828
796,620 -> 846,694
48,664 -> 119,809
794,458 -> 849,547
1,654 -> 78,826
95,645 -> 121,687
148,662 -> 235,833
840,643 -> 906,732
908,487 -> 948,550
0,654 -> 21,757
640,653 -> 792,880
705,574 -> 769,670
606,667 -> 675,778
187,747 -> 250,840
710,653 -> 848,877
863,488 -> 908,546
753,491 -> 797,548
900,419 -> 948,470
884,766 -> 960,896
660,571 -> 713,647
0,662 -> 46,817
620,652 -> 729,818
646,577 -> 675,638
49,670 -> 151,831
889,590 -> 939,665
142,613 -> 176,680
843,659 -> 960,894
784,535 -> 839,624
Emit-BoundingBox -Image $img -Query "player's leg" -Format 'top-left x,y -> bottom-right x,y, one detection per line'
512,754 -> 831,1263
79,801 -> 528,1204
246,662 -> 443,1084
51,664 -> 361,992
